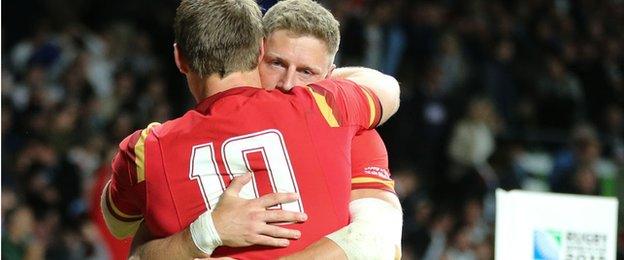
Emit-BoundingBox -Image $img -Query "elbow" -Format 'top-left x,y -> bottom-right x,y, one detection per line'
101,195 -> 142,239
382,74 -> 401,116
102,211 -> 142,239
326,198 -> 403,259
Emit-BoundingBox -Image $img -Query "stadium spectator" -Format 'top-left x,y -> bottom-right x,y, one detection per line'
448,97 -> 500,204
550,124 -> 602,193
1,206 -> 44,260
536,56 -> 585,129
444,225 -> 477,260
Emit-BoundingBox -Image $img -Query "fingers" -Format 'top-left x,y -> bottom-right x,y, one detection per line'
257,192 -> 300,208
224,173 -> 252,196
263,210 -> 308,223
260,224 -> 301,240
248,234 -> 291,247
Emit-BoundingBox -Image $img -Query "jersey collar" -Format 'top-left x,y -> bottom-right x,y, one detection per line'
194,86 -> 259,114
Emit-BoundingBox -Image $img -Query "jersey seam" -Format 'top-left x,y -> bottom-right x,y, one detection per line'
302,110 -> 348,222
153,131 -> 185,230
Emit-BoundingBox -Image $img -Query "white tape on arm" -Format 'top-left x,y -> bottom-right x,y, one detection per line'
189,210 -> 223,255
326,198 -> 403,260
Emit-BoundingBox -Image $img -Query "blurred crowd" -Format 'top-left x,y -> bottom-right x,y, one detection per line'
2,0 -> 623,259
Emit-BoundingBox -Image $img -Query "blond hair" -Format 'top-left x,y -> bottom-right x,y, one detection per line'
263,0 -> 340,57
174,0 -> 263,77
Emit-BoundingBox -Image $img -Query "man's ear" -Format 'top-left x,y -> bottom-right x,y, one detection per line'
174,43 -> 189,74
325,64 -> 337,79
258,39 -> 266,64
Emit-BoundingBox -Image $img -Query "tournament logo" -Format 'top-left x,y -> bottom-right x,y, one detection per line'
534,229 -> 608,260
534,229 -> 562,260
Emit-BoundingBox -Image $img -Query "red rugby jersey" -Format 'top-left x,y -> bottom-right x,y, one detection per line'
103,79 -> 383,259
350,130 -> 395,193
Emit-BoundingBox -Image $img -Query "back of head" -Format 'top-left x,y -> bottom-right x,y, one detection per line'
174,0 -> 263,77
263,0 -> 340,58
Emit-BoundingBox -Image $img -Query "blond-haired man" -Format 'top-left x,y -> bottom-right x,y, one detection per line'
104,0 -> 401,259
258,1 -> 403,259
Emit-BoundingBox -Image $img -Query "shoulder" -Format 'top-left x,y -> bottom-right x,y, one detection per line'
307,78 -> 358,91
145,111 -> 201,140
291,79 -> 360,106
119,122 -> 162,153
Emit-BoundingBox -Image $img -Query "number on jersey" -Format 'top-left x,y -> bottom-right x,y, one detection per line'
189,129 -> 304,213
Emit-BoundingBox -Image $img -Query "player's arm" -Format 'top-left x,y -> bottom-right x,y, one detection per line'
130,222 -> 205,260
350,130 -> 396,193
101,129 -> 149,239
306,67 -> 398,131
129,223 -> 236,260
280,131 -> 403,260
280,190 -> 402,260
128,174 -> 307,259
331,67 -> 400,125
329,130 -> 402,259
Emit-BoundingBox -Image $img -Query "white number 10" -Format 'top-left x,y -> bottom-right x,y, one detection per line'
189,129 -> 304,213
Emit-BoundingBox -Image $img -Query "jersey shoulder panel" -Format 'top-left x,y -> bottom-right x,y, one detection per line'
306,79 -> 382,129
123,122 -> 161,183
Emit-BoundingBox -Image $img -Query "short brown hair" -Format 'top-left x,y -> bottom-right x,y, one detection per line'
174,0 -> 263,77
263,0 -> 340,57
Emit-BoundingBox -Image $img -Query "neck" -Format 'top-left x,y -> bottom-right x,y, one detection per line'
190,69 -> 262,102
8,230 -> 22,243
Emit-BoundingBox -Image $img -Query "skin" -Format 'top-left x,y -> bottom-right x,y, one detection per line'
259,30 -> 336,91
129,30 -> 401,260
258,30 -> 402,258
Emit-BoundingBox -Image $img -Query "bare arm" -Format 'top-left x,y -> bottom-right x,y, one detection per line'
130,223 -> 205,260
280,130 -> 401,260
129,174 -> 307,259
332,67 -> 401,125
280,189 -> 402,260
129,185 -> 402,260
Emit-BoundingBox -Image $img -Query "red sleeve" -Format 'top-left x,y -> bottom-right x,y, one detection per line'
102,123 -> 160,238
105,129 -> 145,222
306,79 -> 382,130
89,165 -> 132,259
351,130 -> 395,193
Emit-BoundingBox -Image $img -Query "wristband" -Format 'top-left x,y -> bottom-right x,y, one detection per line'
189,210 -> 223,255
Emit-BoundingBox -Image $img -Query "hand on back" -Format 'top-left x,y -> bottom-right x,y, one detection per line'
212,173 -> 308,248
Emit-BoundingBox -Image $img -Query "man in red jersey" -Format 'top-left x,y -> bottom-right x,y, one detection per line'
102,0 -> 401,259
251,2 -> 403,258
129,1 -> 403,259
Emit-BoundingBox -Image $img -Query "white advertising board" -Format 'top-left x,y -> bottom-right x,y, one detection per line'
496,189 -> 618,260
